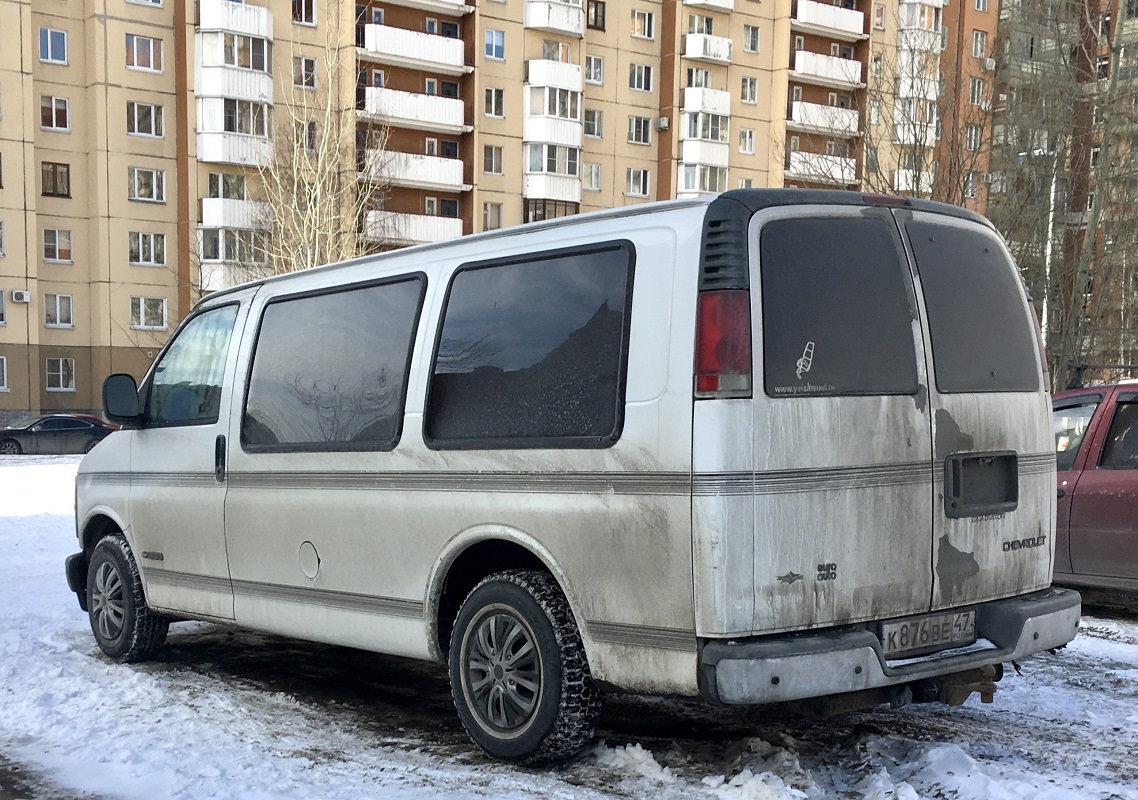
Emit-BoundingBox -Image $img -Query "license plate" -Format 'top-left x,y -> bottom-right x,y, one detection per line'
880,610 -> 976,659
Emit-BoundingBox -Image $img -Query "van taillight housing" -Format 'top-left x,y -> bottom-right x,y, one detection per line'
695,290 -> 752,398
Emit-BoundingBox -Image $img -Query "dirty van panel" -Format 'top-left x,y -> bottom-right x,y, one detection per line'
749,210 -> 936,634
901,213 -> 1054,609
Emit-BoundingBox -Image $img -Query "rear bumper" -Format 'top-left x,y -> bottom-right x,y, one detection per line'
703,587 -> 1081,704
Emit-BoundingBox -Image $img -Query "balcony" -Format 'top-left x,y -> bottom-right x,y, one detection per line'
365,150 -> 470,192
684,33 -> 733,64
785,150 -> 857,185
197,66 -> 273,103
380,0 -> 471,15
366,211 -> 463,245
523,173 -> 581,204
787,101 -> 859,137
199,198 -> 270,229
791,50 -> 864,89
682,0 -> 734,10
892,169 -> 935,194
682,87 -> 731,115
197,132 -> 272,167
525,59 -> 583,91
522,116 -> 582,148
524,0 -> 584,38
791,0 -> 867,42
898,27 -> 942,53
896,72 -> 940,101
893,122 -> 938,146
360,24 -> 471,76
360,86 -> 470,134
199,261 -> 272,293
681,139 -> 730,168
197,0 -> 273,39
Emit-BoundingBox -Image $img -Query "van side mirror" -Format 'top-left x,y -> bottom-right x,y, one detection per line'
103,374 -> 143,426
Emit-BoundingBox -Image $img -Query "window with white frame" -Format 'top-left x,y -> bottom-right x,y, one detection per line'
741,76 -> 757,103
739,128 -> 755,154
0,356 -> 6,391
201,228 -> 267,263
682,164 -> 727,193
40,96 -> 69,131
485,87 -> 504,117
0,221 -> 4,257
43,229 -> 72,262
584,109 -> 603,137
293,0 -> 315,24
582,163 -> 601,191
629,63 -> 652,91
484,145 -> 504,174
626,168 -> 650,197
224,33 -> 272,72
687,67 -> 711,88
130,296 -> 167,330
632,9 -> 655,39
126,101 -> 164,136
0,291 -> 5,324
46,357 -> 75,391
526,143 -> 580,176
969,76 -> 985,104
688,14 -> 713,34
129,232 -> 167,266
128,167 -> 166,202
485,30 -> 505,60
625,117 -> 652,145
542,39 -> 572,63
869,98 -> 882,124
974,0 -> 987,10
965,123 -> 982,151
871,52 -> 884,77
45,294 -> 73,327
129,0 -> 162,5
972,29 -> 987,58
483,202 -> 503,231
585,55 -> 604,84
39,28 -> 68,64
687,112 -> 728,142
293,56 -> 316,88
743,25 -> 760,53
789,135 -> 800,151
224,99 -> 271,136
964,170 -> 977,197
208,172 -> 246,199
530,86 -> 580,120
126,34 -> 163,71
873,3 -> 885,28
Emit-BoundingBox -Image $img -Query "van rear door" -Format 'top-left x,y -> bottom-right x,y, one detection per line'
749,206 -> 936,634
898,211 -> 1054,610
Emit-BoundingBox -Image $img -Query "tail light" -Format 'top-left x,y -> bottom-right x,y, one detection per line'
695,290 -> 753,398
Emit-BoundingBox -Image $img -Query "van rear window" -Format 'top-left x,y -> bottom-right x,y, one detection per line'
759,216 -> 919,397
426,243 -> 634,448
905,220 -> 1039,393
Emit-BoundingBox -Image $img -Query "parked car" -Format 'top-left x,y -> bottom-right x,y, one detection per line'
0,414 -> 117,455
1053,382 -> 1138,592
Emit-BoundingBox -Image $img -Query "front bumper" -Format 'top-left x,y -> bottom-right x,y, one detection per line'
65,551 -> 89,611
703,587 -> 1081,704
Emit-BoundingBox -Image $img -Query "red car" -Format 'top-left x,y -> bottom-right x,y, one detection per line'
1052,382 -> 1138,592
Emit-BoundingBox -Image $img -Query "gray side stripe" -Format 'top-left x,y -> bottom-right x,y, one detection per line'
232,579 -> 424,619
1018,452 -> 1056,476
587,621 -> 698,652
145,569 -> 231,594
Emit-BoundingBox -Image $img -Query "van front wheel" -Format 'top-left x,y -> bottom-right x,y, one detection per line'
449,570 -> 601,764
87,535 -> 168,661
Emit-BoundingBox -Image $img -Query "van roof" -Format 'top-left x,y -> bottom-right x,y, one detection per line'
203,189 -> 991,304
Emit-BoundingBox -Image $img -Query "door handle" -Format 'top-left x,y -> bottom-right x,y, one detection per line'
1057,488 -> 1066,499
215,435 -> 227,483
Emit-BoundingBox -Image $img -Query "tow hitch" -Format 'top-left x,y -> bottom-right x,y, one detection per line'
914,664 -> 1002,706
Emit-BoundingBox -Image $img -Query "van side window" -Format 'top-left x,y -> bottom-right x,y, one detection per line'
426,243 -> 634,448
242,277 -> 425,451
759,217 -> 918,397
148,304 -> 239,426
905,220 -> 1039,393
1100,401 -> 1138,469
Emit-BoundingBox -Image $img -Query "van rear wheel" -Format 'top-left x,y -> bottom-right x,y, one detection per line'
449,570 -> 601,764
87,535 -> 168,661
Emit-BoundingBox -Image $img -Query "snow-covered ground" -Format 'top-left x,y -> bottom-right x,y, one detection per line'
1,455 -> 1136,800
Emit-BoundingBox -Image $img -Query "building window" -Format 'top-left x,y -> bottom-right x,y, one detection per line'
628,115 -> 651,144
741,76 -> 757,103
39,28 -> 68,64
371,7 -> 383,23
0,291 -> 4,325
293,56 -> 316,88
869,98 -> 882,124
791,85 -> 802,101
425,77 -> 439,95
739,178 -> 753,189
40,96 -> 69,131
0,356 -> 6,391
584,109 -> 603,137
794,35 -> 804,51
940,26 -> 948,50
46,358 -> 76,392
126,34 -> 163,71
128,167 -> 166,202
526,143 -> 580,176
293,0 -> 315,24
485,30 -> 505,60
41,162 -> 71,198
871,52 -> 884,78
542,39 -> 572,63
45,294 -> 74,327
866,145 -> 879,172
974,0 -> 988,10
682,164 -> 727,193
743,25 -> 760,53
130,296 -> 167,330
585,55 -> 604,84
224,34 -> 272,72
688,14 -> 713,34
629,63 -> 653,91
964,171 -> 977,197
485,88 -> 504,117
965,123 -> 982,151
0,221 -> 4,257
739,128 -> 755,154
424,196 -> 438,215
531,86 -> 580,120
582,162 -> 601,191
484,145 -> 504,174
224,99 -> 271,136
687,112 -> 728,142
43,229 -> 73,262
789,135 -> 800,151
632,9 -> 655,39
972,30 -> 987,58
371,69 -> 384,87
200,228 -> 266,263
483,202 -> 503,231
129,232 -> 167,266
687,67 -> 711,88
126,101 -> 164,136
208,172 -> 246,199
969,76 -> 985,104
439,198 -> 459,217
587,0 -> 606,30
873,3 -> 886,28
626,168 -> 650,197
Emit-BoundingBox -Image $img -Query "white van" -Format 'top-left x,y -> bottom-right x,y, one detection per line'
68,189 -> 1080,763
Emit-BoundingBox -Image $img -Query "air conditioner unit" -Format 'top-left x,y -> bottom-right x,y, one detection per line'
10,290 -> 31,303
984,57 -> 996,72
655,116 -> 670,131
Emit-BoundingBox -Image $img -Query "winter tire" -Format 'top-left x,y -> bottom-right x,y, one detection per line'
0,439 -> 21,455
449,569 -> 602,765
87,534 -> 168,661
83,439 -> 99,454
